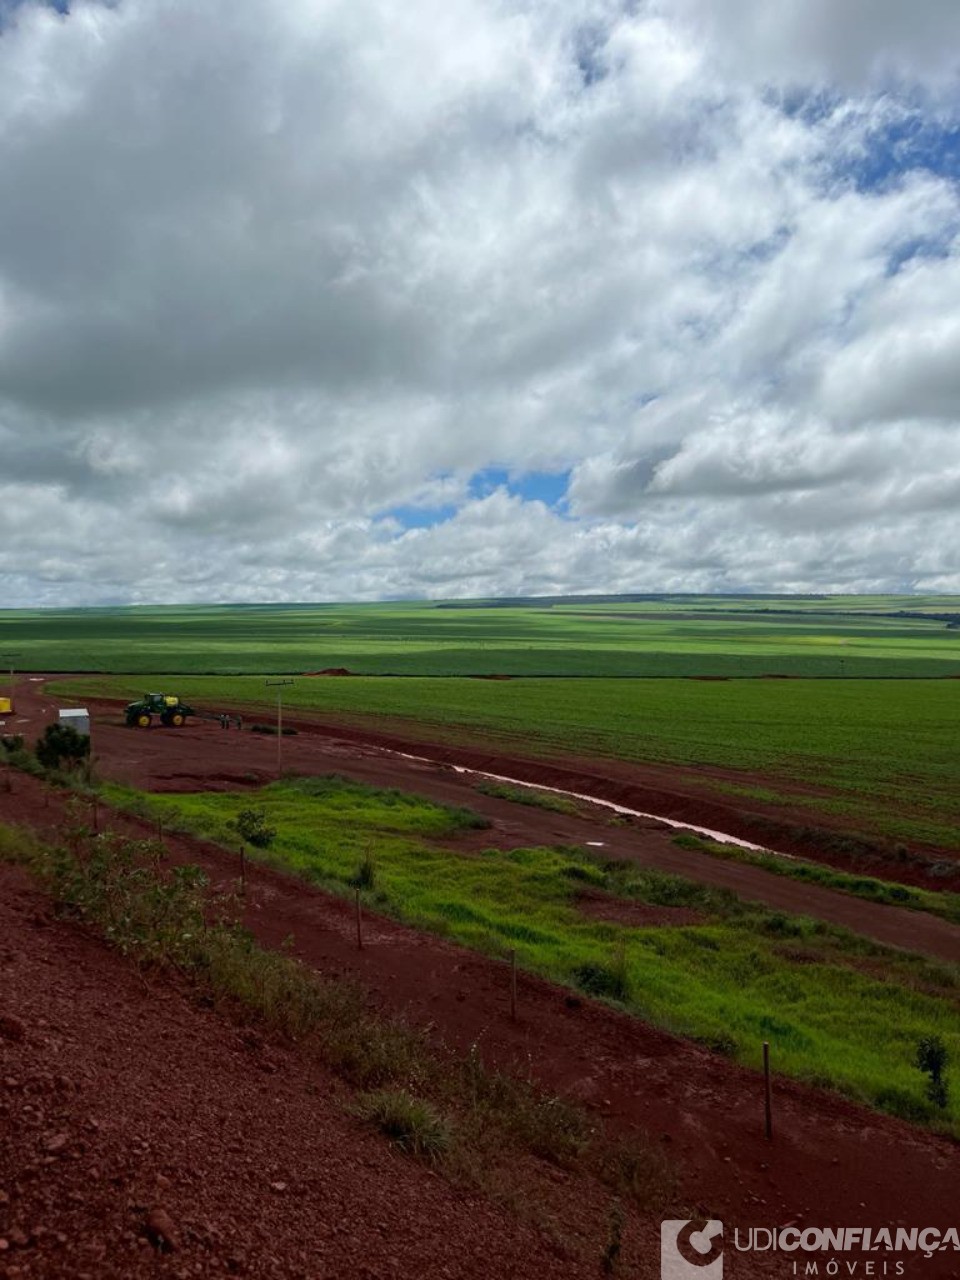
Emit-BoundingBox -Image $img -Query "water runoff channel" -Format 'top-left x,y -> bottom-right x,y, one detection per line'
391,750 -> 795,859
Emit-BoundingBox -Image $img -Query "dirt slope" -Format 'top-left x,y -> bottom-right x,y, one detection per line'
1,769 -> 958,1275
0,861 -> 642,1280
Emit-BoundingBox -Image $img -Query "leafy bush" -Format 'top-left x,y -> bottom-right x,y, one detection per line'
48,831 -> 208,967
227,807 -> 276,849
916,1035 -> 950,1109
35,723 -> 90,772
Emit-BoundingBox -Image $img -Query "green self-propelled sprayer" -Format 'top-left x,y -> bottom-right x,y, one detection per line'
124,696 -> 213,727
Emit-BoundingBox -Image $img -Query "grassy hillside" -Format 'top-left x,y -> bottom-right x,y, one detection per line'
103,775 -> 960,1137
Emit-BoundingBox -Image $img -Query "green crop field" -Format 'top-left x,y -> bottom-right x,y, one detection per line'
54,673 -> 960,849
103,776 -> 960,1136
4,595 -> 960,677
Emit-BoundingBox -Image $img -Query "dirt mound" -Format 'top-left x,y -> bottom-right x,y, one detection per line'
304,667 -> 355,676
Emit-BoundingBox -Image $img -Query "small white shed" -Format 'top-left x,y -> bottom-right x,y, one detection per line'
59,708 -> 90,736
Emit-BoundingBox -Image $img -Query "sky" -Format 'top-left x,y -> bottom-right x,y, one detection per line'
1,0 -> 959,605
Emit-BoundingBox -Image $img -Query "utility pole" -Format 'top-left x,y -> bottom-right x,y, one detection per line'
265,679 -> 294,774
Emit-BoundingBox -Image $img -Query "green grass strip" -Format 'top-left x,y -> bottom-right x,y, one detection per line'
102,775 -> 960,1136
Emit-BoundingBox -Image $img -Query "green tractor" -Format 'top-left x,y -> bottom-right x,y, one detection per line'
124,692 -> 196,728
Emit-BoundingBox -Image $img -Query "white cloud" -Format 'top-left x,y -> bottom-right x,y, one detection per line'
661,0 -> 960,89
0,0 -> 959,604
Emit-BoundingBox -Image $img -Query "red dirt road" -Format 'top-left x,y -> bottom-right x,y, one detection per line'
11,681 -> 959,962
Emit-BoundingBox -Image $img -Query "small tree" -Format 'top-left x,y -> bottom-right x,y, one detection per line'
227,808 -> 276,850
349,854 -> 376,891
35,724 -> 90,772
915,1035 -> 949,1109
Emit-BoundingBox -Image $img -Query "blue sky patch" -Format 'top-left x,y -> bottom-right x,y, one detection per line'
848,115 -> 960,192
382,502 -> 459,531
469,467 -> 570,509
382,468 -> 571,532
1,0 -> 69,20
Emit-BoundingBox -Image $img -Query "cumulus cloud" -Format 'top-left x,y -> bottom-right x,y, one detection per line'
661,0 -> 960,89
1,0 -> 959,604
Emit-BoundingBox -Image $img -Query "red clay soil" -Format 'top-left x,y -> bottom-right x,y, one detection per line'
52,682 -> 960,888
11,681 -> 958,960
2,764 -> 960,1280
1,861 -> 646,1280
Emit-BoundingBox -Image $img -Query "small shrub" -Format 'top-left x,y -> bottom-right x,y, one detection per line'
600,1138 -> 676,1208
35,724 -> 90,772
510,1092 -> 589,1164
761,912 -> 804,939
47,831 -> 208,968
348,854 -> 377,891
456,1045 -> 588,1164
915,1035 -> 950,1109
573,961 -> 629,1002
4,748 -> 44,778
227,808 -> 276,850
601,1201 -> 625,1275
446,805 -> 493,831
356,1090 -> 449,1161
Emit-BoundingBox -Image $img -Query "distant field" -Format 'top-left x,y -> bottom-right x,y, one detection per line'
52,674 -> 960,848
4,595 -> 960,677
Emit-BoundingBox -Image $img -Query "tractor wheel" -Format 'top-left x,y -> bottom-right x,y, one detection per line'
136,713 -> 152,728
170,712 -> 185,727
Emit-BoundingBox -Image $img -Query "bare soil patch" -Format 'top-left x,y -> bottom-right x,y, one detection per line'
575,889 -> 704,929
